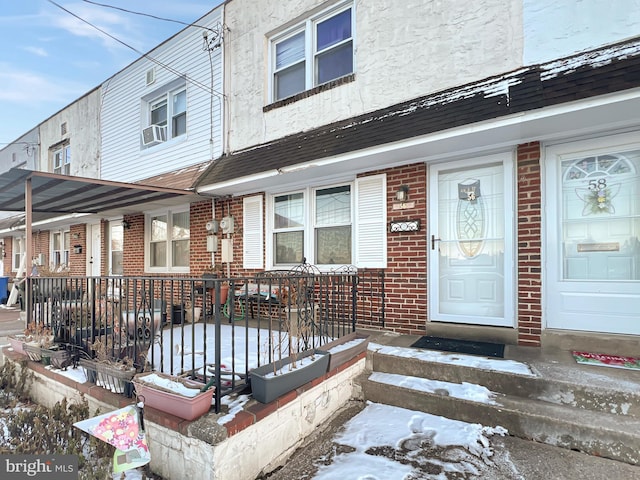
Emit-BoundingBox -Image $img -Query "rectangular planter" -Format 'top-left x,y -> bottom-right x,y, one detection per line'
78,358 -> 136,397
42,346 -> 73,369
8,335 -> 27,355
249,349 -> 330,404
321,332 -> 370,372
133,372 -> 214,421
24,342 -> 43,362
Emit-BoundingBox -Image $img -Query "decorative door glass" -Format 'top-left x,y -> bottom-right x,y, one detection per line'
561,151 -> 640,281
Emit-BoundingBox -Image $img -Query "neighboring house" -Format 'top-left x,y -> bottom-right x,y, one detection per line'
0,5 -> 224,281
98,6 -> 224,277
193,0 -> 640,352
0,128 -> 39,276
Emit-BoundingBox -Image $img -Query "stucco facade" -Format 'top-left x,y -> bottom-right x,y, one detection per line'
224,0 -> 523,152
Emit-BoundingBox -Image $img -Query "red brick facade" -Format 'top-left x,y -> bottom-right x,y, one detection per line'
516,142 -> 543,346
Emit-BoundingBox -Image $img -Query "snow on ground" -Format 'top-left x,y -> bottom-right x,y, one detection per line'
313,401 -> 508,480
369,342 -> 536,377
369,372 -> 500,405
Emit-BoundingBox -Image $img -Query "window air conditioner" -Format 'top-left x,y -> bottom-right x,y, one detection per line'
141,125 -> 167,146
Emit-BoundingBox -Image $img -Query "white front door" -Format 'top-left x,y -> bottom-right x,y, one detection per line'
89,224 -> 101,277
545,134 -> 640,335
428,153 -> 515,327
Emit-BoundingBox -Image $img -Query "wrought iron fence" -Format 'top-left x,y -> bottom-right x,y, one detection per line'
22,267 -> 384,412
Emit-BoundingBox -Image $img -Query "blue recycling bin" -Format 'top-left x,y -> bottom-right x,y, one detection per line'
0,276 -> 8,304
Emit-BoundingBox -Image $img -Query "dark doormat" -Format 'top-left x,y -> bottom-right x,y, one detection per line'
411,336 -> 505,358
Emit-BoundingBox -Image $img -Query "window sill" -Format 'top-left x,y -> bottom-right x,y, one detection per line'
263,74 -> 355,113
140,134 -> 188,154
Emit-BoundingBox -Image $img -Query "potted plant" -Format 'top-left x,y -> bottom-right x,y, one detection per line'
132,372 -> 214,421
203,264 -> 229,305
78,338 -> 138,397
23,324 -> 54,362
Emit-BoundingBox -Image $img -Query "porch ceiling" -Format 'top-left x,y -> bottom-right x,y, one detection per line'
0,169 -> 203,220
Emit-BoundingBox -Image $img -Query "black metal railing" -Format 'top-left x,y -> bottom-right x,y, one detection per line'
22,267 -> 384,412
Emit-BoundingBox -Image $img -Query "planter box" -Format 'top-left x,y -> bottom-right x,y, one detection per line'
78,358 -> 136,397
249,349 -> 330,404
321,332 -> 370,371
42,346 -> 73,369
7,335 -> 27,355
24,342 -> 43,362
133,372 -> 214,421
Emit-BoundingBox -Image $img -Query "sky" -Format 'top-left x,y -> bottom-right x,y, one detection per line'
0,0 -> 223,146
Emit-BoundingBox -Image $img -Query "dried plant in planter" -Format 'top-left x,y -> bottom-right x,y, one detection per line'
23,324 -> 55,362
78,339 -> 139,397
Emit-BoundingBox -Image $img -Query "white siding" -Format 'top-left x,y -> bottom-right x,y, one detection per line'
243,195 -> 264,269
355,174 -> 387,268
101,8 -> 223,183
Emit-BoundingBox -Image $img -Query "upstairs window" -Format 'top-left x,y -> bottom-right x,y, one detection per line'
142,86 -> 187,147
272,3 -> 353,102
53,145 -> 71,175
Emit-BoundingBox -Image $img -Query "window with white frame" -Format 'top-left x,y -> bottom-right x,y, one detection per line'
146,209 -> 190,271
12,237 -> 24,271
51,230 -> 70,268
145,86 -> 186,144
53,145 -> 71,175
246,175 -> 387,270
110,222 -> 124,275
271,3 -> 353,102
272,185 -> 352,266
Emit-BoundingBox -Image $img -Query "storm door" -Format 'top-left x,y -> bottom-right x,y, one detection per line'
428,153 -> 514,326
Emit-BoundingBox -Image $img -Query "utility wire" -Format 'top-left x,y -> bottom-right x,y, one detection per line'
45,0 -> 223,98
80,0 -> 214,33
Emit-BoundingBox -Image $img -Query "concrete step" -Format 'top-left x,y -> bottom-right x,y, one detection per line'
368,345 -> 640,418
361,344 -> 640,465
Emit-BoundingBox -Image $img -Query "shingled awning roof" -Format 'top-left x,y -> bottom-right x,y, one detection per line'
195,37 -> 640,196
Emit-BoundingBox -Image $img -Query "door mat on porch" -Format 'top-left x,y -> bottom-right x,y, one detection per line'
411,336 -> 505,358
572,351 -> 640,371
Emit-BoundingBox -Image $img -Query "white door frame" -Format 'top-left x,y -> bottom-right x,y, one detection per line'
428,152 -> 515,327
543,131 -> 640,335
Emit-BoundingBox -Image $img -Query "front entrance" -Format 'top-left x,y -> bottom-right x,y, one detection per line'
545,134 -> 640,335
428,153 -> 514,327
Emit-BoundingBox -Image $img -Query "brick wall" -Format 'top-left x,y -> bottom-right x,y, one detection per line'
68,224 -> 86,276
378,165 -> 428,335
516,142 -> 543,346
123,214 -> 145,275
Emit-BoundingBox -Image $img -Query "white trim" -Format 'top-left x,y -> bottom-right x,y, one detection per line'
144,205 -> 191,274
543,130 -> 640,334
243,195 -> 264,269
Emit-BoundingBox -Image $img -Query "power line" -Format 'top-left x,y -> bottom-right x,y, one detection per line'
45,0 -> 223,98
80,0 -> 214,33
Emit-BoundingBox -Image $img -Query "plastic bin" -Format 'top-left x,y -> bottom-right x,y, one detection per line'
0,276 -> 8,304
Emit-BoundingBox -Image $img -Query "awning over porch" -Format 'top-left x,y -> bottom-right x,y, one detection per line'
0,168 -> 201,218
0,168 -> 209,274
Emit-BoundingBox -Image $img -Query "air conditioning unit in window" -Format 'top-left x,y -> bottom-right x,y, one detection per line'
141,125 -> 167,146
